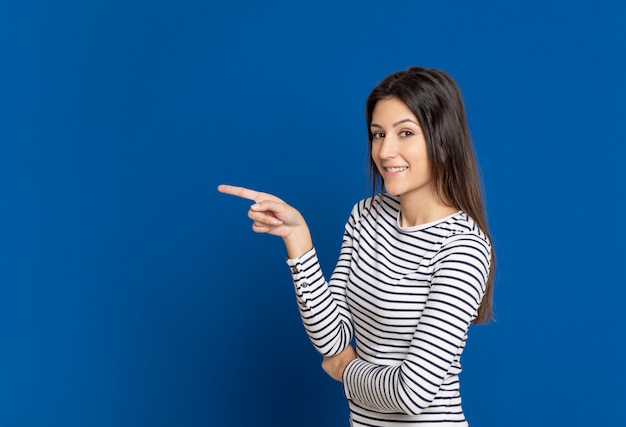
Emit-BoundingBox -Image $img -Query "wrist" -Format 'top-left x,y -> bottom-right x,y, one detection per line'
340,357 -> 354,383
283,225 -> 313,259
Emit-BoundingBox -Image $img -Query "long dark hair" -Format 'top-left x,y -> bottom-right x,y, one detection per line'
366,66 -> 495,324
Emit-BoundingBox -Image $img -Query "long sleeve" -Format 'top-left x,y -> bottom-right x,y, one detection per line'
286,196 -> 490,425
341,232 -> 490,415
286,205 -> 362,356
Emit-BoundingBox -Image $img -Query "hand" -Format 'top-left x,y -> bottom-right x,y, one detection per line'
322,345 -> 357,382
217,184 -> 313,258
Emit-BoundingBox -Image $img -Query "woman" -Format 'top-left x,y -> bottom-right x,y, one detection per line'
218,66 -> 495,426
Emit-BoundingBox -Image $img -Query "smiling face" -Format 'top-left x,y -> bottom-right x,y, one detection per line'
370,97 -> 434,205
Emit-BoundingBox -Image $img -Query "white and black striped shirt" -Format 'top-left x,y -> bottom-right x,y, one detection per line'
287,195 -> 491,426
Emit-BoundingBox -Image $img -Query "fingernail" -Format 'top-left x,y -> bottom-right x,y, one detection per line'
251,204 -> 260,209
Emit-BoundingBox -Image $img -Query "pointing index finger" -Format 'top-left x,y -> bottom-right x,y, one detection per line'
217,184 -> 265,202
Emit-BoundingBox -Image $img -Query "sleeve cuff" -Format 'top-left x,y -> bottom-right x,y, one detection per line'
286,248 -> 319,312
342,357 -> 360,401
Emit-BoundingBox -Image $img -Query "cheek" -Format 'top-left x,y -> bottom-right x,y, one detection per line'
370,146 -> 378,161
370,152 -> 383,171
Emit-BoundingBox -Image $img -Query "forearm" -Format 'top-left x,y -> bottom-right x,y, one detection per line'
342,354 -> 462,416
287,248 -> 353,355
343,360 -> 409,413
287,205 -> 359,355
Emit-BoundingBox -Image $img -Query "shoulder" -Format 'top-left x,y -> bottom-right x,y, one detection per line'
428,214 -> 492,297
441,212 -> 490,245
435,212 -> 492,266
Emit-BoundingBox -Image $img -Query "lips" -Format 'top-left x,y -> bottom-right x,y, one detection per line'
384,166 -> 408,173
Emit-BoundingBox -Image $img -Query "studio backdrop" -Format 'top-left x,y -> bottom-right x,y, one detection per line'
0,1 -> 624,426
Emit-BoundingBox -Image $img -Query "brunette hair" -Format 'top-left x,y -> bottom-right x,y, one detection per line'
366,66 -> 495,323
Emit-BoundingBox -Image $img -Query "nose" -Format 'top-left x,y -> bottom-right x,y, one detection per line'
378,136 -> 398,159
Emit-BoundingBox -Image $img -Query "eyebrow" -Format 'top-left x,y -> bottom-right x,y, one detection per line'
370,119 -> 420,128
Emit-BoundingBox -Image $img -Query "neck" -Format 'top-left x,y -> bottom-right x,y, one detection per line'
399,195 -> 457,227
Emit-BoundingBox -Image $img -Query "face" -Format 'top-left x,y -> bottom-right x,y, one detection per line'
370,97 -> 433,203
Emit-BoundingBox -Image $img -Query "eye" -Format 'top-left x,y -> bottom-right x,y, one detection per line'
372,132 -> 385,140
400,130 -> 414,137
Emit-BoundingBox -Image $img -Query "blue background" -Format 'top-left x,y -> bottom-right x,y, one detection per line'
1,1 -> 624,426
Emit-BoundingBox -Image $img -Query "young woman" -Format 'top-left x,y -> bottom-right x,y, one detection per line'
218,66 -> 495,426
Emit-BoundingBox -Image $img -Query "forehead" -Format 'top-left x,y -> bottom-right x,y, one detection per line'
371,97 -> 419,125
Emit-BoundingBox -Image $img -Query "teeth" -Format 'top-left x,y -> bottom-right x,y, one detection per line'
385,167 -> 408,173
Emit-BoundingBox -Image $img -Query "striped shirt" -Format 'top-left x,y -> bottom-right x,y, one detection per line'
287,195 -> 491,426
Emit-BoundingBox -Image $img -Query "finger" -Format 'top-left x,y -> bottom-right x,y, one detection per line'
217,184 -> 261,202
252,222 -> 273,233
251,221 -> 286,235
248,209 -> 284,226
218,184 -> 283,204
250,199 -> 288,216
252,222 -> 267,233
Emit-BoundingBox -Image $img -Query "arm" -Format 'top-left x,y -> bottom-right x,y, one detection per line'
341,233 -> 491,415
287,202 -> 364,356
218,184 -> 355,356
